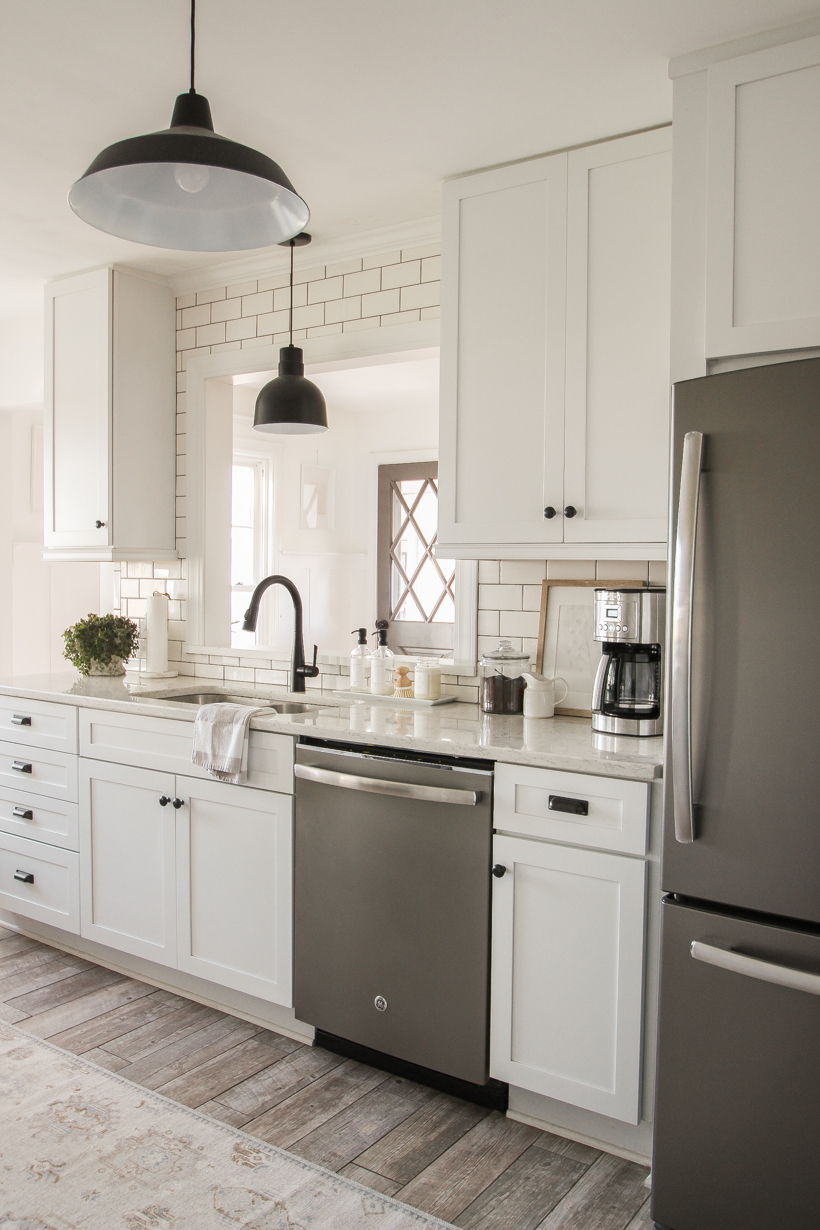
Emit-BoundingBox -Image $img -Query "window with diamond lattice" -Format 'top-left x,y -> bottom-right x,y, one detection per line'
377,462 -> 455,656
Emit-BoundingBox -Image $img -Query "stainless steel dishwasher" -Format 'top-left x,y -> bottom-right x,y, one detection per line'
294,738 -> 497,1096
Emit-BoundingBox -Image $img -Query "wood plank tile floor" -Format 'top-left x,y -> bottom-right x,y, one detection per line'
0,926 -> 652,1229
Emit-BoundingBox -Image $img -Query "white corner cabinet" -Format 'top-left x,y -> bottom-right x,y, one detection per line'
44,266 -> 177,562
438,127 -> 672,559
490,763 -> 650,1124
671,31 -> 820,376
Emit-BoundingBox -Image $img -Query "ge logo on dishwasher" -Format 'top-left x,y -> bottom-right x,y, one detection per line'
374,995 -> 388,1012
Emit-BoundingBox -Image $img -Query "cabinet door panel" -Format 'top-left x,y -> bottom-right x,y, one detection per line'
439,154 -> 567,549
175,775 -> 292,1006
45,268 -> 111,549
490,834 -> 646,1123
79,759 -> 176,966
706,36 -> 820,356
564,129 -> 672,544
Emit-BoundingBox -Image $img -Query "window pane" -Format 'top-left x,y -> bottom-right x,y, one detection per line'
231,526 -> 254,587
231,591 -> 255,649
232,465 -> 255,528
387,474 -> 455,625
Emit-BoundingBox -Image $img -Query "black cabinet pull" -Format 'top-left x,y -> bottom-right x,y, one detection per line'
12,806 -> 33,820
549,794 -> 589,816
543,506 -> 556,519
95,520 -> 106,528
564,506 -> 577,518
159,795 -> 171,807
492,864 -> 507,878
13,871 -> 34,884
11,760 -> 32,774
10,715 -> 31,726
172,798 -> 184,809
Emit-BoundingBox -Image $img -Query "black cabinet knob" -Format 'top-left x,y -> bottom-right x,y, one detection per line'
95,520 -> 106,528
492,864 -> 507,878
543,506 -> 556,519
172,797 -> 184,809
564,506 -> 577,518
159,795 -> 170,807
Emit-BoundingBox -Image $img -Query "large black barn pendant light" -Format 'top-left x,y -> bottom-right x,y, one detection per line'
68,0 -> 309,251
253,235 -> 328,435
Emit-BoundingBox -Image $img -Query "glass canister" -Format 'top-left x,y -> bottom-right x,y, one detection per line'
479,640 -> 530,714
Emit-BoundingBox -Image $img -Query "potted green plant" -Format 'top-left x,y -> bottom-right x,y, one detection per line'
62,613 -> 140,677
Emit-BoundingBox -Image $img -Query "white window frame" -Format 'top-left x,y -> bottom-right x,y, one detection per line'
230,453 -> 271,648
184,322 -> 479,675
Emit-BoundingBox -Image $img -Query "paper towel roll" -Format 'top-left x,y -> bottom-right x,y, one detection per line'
146,593 -> 169,675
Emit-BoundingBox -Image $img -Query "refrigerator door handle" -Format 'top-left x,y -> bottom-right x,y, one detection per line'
691,940 -> 820,997
671,430 -> 704,843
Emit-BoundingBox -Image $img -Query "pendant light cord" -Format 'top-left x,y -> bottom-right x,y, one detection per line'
289,238 -> 294,346
190,0 -> 196,92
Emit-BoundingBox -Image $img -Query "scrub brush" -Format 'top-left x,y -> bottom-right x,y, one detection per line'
393,665 -> 413,698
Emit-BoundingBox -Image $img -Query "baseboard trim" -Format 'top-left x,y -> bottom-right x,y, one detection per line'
506,1108 -> 652,1166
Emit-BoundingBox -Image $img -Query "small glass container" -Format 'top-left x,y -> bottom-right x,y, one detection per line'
479,640 -> 530,714
414,658 -> 442,701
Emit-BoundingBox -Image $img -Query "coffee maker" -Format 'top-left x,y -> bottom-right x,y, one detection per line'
591,588 -> 665,737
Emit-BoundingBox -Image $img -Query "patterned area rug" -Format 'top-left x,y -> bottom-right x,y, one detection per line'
0,1022 -> 454,1229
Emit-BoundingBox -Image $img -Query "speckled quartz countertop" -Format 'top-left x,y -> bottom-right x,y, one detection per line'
0,673 -> 664,782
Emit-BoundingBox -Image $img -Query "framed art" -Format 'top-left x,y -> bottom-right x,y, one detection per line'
536,579 -> 638,717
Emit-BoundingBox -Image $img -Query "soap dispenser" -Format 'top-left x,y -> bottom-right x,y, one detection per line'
349,628 -> 369,692
370,620 -> 395,695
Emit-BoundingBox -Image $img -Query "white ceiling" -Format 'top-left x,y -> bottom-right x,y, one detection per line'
0,0 -> 813,316
234,356 -> 440,415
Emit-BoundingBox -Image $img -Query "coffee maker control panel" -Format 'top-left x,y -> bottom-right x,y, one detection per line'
593,588 -> 665,645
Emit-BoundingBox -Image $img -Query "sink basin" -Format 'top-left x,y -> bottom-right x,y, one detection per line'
162,692 -> 320,714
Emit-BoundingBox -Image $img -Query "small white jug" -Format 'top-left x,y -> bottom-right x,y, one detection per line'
522,671 -> 569,718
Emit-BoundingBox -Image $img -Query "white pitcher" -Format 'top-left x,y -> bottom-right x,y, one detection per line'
522,671 -> 569,718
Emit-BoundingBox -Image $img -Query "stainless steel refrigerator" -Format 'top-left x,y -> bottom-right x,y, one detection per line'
651,358 -> 820,1230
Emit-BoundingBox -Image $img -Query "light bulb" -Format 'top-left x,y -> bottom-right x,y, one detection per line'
174,163 -> 210,193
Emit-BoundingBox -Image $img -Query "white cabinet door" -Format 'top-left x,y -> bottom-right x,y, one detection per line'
175,775 -> 292,1007
490,834 -> 647,1124
438,152 -> 568,550
706,36 -> 820,357
79,759 -> 177,967
564,129 -> 672,544
44,268 -> 112,551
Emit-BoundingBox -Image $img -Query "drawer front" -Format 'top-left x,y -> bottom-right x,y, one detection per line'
0,740 -> 78,805
494,763 -> 650,855
79,709 -> 294,793
0,786 -> 79,851
0,831 -> 80,933
0,696 -> 78,754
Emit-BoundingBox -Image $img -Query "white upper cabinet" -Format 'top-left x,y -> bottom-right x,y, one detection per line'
438,128 -> 672,559
44,267 -> 177,561
705,36 -> 820,358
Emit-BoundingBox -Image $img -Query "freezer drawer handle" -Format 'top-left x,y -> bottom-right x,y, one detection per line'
10,715 -> 31,726
11,760 -> 32,774
548,794 -> 589,816
294,762 -> 480,806
12,806 -> 33,820
691,940 -> 820,997
13,871 -> 34,884
671,430 -> 705,844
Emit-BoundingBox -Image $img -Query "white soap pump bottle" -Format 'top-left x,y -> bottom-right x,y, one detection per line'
370,620 -> 395,695
349,628 -> 369,692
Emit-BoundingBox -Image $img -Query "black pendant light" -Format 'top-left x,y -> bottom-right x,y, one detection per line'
253,235 -> 328,435
68,0 -> 309,252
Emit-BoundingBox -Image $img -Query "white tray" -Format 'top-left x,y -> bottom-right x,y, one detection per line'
333,690 -> 457,709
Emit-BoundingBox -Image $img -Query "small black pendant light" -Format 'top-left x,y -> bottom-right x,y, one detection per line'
253,234 -> 328,435
68,0 -> 309,252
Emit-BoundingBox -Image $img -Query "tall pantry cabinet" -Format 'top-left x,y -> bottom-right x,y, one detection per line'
44,266 -> 177,562
437,127 -> 672,559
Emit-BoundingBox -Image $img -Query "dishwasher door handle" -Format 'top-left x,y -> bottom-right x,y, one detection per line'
294,762 -> 481,806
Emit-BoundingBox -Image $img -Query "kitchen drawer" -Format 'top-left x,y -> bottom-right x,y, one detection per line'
79,708 -> 294,794
0,740 -> 78,805
494,763 -> 649,855
0,696 -> 78,754
0,831 -> 80,933
0,786 -> 79,851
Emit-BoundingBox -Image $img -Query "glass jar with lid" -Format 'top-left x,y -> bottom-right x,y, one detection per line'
479,640 -> 531,714
414,658 -> 442,701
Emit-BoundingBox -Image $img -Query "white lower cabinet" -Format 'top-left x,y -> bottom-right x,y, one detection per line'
175,775 -> 292,1007
0,831 -> 80,934
79,759 -> 177,967
490,832 -> 647,1124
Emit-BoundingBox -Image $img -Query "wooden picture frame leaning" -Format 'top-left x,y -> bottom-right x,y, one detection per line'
535,579 -> 645,717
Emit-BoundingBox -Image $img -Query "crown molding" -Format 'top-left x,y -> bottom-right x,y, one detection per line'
167,215 -> 442,296
668,14 -> 820,78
